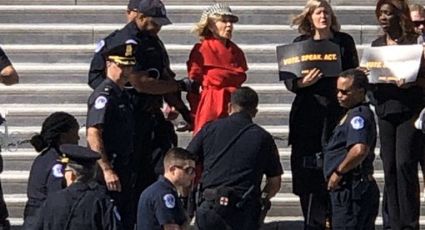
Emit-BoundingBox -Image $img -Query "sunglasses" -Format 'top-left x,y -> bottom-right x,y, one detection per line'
413,20 -> 425,27
174,165 -> 196,175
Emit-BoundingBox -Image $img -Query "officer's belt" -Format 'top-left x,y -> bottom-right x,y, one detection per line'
201,185 -> 255,209
202,187 -> 241,203
350,172 -> 374,182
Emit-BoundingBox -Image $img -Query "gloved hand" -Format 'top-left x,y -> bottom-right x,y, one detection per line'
177,77 -> 193,92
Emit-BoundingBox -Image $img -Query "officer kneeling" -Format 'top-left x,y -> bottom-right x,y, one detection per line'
36,144 -> 121,230
136,147 -> 196,230
324,69 -> 379,229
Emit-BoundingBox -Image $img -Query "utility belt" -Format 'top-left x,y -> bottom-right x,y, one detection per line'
336,172 -> 375,200
302,152 -> 323,170
348,172 -> 374,183
200,185 -> 255,210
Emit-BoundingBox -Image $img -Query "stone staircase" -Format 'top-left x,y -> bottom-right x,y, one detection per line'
1,0 -> 425,229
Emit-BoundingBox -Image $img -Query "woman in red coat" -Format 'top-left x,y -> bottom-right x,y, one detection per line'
187,3 -> 248,134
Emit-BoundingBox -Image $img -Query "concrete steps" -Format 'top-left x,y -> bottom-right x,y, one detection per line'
0,1 -> 424,229
0,23 -> 380,45
2,0 -> 425,6
2,44 -> 369,65
0,82 -> 294,104
0,5 -> 382,25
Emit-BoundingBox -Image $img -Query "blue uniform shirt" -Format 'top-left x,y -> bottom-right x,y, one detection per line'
24,148 -> 64,220
137,176 -> 187,230
323,103 -> 377,178
86,78 -> 134,167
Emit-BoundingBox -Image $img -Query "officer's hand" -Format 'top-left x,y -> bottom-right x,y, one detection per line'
103,169 -> 121,192
327,172 -> 342,191
177,78 -> 194,92
297,68 -> 323,88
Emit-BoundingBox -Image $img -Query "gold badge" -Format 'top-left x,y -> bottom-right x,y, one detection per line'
125,44 -> 133,57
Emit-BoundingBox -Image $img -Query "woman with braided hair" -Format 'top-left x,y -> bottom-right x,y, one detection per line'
22,112 -> 80,230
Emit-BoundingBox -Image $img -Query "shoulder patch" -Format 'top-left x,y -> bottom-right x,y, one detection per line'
163,194 -> 175,209
95,40 -> 105,53
51,163 -> 64,178
125,39 -> 138,45
94,96 -> 108,109
350,116 -> 365,130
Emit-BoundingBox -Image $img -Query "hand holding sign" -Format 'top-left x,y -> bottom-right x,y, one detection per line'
297,68 -> 323,88
360,44 -> 423,84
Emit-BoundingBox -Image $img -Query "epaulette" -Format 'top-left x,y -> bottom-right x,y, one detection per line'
99,85 -> 113,96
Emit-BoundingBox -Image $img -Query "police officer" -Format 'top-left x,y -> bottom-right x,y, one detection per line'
36,144 -> 121,230
187,87 -> 283,230
0,46 -> 19,230
88,0 -> 193,207
323,69 -> 379,229
86,42 -> 136,229
137,147 -> 195,230
23,112 -> 80,229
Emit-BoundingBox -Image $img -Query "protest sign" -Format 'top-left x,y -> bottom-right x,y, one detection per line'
360,44 -> 423,84
276,40 -> 342,80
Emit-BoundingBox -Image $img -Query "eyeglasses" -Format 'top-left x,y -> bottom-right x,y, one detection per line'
174,165 -> 196,175
337,87 -> 362,95
413,20 -> 425,27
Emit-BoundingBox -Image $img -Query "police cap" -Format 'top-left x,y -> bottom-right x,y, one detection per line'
128,0 -> 140,11
102,41 -> 137,66
137,0 -> 172,26
59,144 -> 100,165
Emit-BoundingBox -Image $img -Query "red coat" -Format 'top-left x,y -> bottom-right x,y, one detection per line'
187,37 -> 248,134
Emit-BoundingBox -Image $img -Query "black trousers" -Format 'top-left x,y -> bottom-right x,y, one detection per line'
291,143 -> 330,230
195,200 -> 260,230
299,192 -> 330,230
330,178 -> 379,230
378,114 -> 424,230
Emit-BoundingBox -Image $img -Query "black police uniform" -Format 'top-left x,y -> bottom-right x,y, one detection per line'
323,103 -> 379,230
283,32 -> 359,229
136,175 -> 187,230
0,47 -> 12,228
86,78 -> 135,229
37,182 -> 121,230
23,147 -> 65,229
36,144 -> 121,230
89,20 -> 178,193
187,112 -> 283,230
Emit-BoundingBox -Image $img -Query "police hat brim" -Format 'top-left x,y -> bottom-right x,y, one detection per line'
59,144 -> 101,165
151,17 -> 172,26
108,56 -> 136,66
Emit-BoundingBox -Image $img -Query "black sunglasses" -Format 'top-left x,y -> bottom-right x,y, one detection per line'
174,165 -> 196,175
